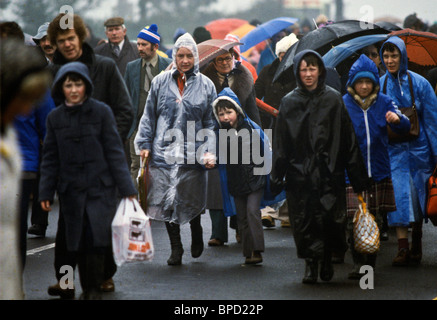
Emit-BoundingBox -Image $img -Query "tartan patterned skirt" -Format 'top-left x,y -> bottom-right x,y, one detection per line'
346,177 -> 397,218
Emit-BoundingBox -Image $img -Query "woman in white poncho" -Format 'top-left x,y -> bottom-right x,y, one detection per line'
135,33 -> 217,265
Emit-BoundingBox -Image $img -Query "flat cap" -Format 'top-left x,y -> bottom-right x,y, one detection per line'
33,22 -> 50,43
104,17 -> 124,27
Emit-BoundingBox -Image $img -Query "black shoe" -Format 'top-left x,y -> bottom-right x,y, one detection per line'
191,242 -> 204,258
190,216 -> 204,258
320,257 -> 334,282
302,259 -> 318,284
48,282 -> 75,299
28,224 -> 46,237
167,247 -> 184,265
245,251 -> 263,265
348,265 -> 363,280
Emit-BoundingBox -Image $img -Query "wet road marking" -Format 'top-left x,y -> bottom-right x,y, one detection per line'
26,243 -> 55,255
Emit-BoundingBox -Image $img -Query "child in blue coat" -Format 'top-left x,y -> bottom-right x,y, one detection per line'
343,54 -> 410,279
213,88 -> 267,265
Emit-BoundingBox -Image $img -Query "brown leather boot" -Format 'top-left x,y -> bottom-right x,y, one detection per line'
392,248 -> 410,266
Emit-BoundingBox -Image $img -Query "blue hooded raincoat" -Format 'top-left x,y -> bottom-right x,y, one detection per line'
380,36 -> 437,226
343,54 -> 410,183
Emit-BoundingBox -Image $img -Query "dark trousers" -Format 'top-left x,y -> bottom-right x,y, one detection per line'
19,176 -> 48,268
234,189 -> 265,257
54,211 -> 116,283
76,213 -> 106,297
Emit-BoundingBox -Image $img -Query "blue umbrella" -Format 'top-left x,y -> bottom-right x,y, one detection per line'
240,17 -> 298,53
322,34 -> 389,68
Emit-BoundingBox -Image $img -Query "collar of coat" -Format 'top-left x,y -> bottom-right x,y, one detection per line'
53,42 -> 95,67
172,67 -> 196,81
347,85 -> 380,110
203,61 -> 253,104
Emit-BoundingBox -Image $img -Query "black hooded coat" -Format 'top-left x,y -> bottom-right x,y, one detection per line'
39,62 -> 136,251
270,50 -> 368,260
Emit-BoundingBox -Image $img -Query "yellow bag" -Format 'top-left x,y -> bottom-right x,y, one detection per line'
353,194 -> 380,254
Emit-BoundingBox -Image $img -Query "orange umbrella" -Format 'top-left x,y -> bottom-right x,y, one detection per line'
389,28 -> 437,66
229,23 -> 255,39
256,98 -> 278,117
205,18 -> 248,40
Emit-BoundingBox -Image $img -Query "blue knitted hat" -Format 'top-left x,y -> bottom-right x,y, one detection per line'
137,24 -> 160,44
350,71 -> 379,86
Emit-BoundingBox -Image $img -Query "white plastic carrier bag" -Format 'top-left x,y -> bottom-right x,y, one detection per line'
112,198 -> 154,266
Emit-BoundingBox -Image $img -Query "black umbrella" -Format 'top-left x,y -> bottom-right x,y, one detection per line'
273,20 -> 391,83
374,21 -> 402,31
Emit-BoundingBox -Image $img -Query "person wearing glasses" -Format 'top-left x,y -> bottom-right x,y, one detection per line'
362,44 -> 386,76
203,48 -> 261,248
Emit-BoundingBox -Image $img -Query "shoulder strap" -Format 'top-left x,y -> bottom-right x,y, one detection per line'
407,72 -> 416,107
383,73 -> 416,107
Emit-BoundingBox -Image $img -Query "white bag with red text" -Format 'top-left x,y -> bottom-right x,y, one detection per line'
112,198 -> 154,266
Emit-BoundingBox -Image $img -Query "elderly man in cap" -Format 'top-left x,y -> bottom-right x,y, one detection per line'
94,17 -> 139,76
32,22 -> 55,65
124,24 -> 171,187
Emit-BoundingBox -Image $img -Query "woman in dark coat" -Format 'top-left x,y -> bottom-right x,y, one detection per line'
39,61 -> 137,299
270,50 -> 369,284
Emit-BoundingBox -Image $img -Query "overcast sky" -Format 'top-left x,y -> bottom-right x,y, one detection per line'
2,0 -> 436,26
214,0 -> 437,25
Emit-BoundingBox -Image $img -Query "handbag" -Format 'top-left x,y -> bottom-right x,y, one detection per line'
137,157 -> 150,213
353,194 -> 380,254
426,166 -> 437,226
112,198 -> 154,266
384,72 -> 420,143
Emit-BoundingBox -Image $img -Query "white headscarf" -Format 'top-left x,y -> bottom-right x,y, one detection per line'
172,33 -> 200,74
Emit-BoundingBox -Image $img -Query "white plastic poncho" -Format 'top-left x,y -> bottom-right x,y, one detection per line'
135,33 -> 217,225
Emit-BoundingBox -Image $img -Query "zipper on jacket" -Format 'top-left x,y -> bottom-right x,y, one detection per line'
363,108 -> 372,178
396,72 -> 404,97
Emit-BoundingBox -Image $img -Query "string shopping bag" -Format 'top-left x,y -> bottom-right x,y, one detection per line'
353,194 -> 380,254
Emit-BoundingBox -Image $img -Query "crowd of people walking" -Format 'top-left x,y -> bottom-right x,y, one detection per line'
1,9 -> 437,300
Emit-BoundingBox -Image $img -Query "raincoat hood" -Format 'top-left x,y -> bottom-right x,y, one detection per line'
212,87 -> 244,125
52,61 -> 93,103
347,54 -> 380,88
171,32 -> 200,74
292,49 -> 326,91
380,36 -> 409,77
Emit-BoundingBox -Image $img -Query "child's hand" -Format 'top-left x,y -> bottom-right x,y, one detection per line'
41,200 -> 51,212
203,152 -> 216,169
386,111 -> 400,124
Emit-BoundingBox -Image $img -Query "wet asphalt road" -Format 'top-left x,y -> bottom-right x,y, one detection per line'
23,199 -> 437,306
